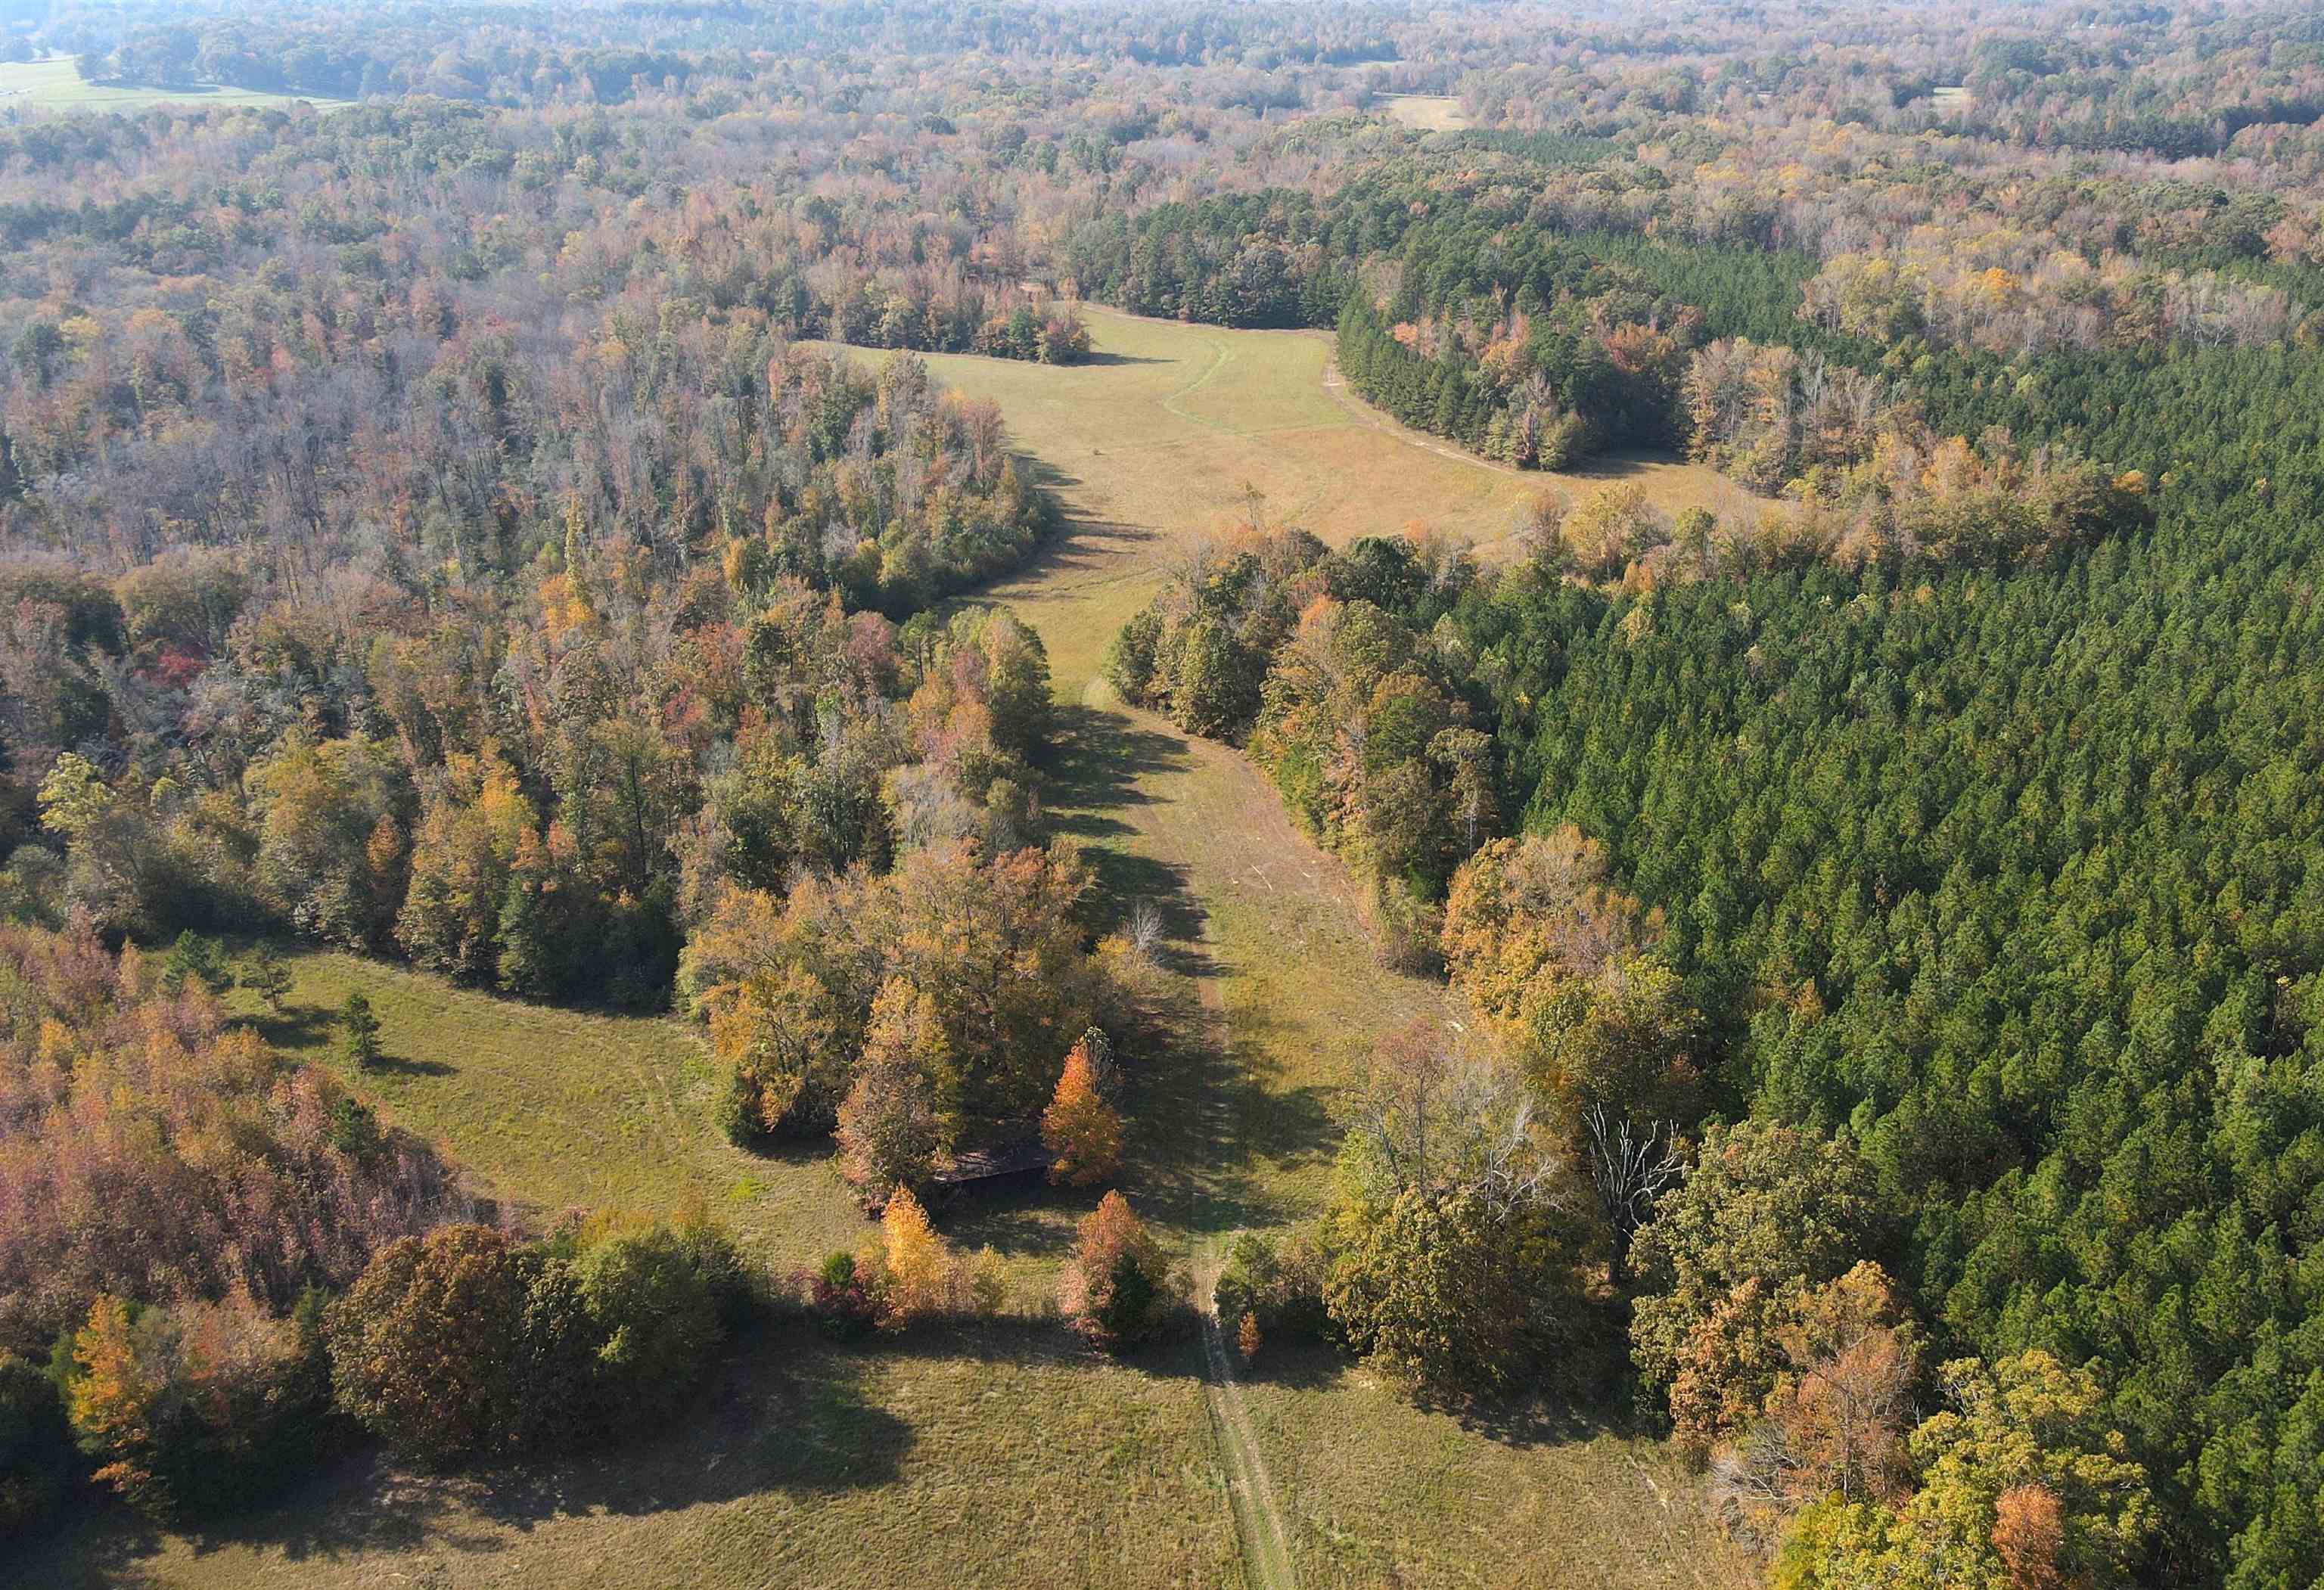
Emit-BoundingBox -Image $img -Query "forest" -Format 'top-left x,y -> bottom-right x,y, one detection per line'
5,1 -> 2324,1587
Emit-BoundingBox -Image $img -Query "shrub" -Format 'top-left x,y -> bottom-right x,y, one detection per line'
574,1223 -> 729,1423
1061,1191 -> 1170,1350
1323,1183 -> 1589,1402
800,1250 -> 881,1340
1213,1227 -> 1330,1341
967,1247 -> 1009,1316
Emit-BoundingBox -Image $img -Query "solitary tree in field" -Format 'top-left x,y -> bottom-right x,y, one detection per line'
1042,1037 -> 1123,1185
337,991 -> 381,1071
242,944 -> 294,1012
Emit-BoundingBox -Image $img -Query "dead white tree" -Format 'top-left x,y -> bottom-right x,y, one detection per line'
1584,1103 -> 1685,1280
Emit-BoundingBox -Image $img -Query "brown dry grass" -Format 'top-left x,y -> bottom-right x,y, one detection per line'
1380,94 -> 1474,132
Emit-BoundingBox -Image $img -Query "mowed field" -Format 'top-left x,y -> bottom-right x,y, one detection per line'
30,304 -> 1755,1589
0,57 -> 349,113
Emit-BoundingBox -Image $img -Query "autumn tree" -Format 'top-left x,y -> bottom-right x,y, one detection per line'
66,1290 -> 330,1521
835,979 -> 955,1195
878,1184 -> 958,1321
325,1225 -> 545,1464
1061,1191 -> 1168,1350
1041,1034 -> 1123,1185
1440,828 -> 1658,1025
1773,1352 -> 2154,1590
1710,1262 -> 1925,1540
1630,1121 -> 1887,1445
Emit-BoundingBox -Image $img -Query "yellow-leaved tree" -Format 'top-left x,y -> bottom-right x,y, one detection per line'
881,1184 -> 957,1321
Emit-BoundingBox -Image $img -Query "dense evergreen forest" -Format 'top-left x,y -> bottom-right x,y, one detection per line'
5,1 -> 2324,1585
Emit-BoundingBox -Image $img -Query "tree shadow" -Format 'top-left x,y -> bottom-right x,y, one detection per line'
1434,1390 -> 1638,1452
363,1051 -> 457,1079
1042,703 -> 1188,817
246,1001 -> 332,1051
1235,1336 -> 1357,1394
1071,350 -> 1169,368
193,1328 -> 904,1565
872,1312 -> 1211,1386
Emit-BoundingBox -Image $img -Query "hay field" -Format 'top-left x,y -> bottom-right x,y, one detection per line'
816,304 -> 1752,691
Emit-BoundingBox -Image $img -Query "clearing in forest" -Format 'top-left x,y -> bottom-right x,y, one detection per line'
821,304 -> 1752,688
27,305 -> 1753,1590
1379,93 -> 1474,131
0,56 -> 349,112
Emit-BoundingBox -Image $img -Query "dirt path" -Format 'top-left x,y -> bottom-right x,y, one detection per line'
1186,932 -> 1300,1590
1199,1246 -> 1299,1590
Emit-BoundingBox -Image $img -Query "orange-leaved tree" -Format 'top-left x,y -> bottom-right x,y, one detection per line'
1060,1191 -> 1167,1350
1041,1035 -> 1123,1185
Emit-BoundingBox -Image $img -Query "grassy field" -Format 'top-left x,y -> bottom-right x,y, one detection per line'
21,1321 -> 1242,1590
0,57 -> 349,113
813,305 -> 1754,691
1380,94 -> 1474,132
219,952 -> 876,1278
35,301 -> 1754,1588
1241,1343 -> 1748,1588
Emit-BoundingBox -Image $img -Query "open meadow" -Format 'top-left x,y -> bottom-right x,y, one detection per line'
0,57 -> 348,113
813,305 -> 1754,690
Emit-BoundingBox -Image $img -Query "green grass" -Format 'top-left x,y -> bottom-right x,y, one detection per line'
226,952 -> 873,1278
0,57 -> 350,113
816,305 -> 1757,694
1240,1343 -> 1753,1588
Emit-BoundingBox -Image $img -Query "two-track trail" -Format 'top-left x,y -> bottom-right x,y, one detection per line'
1028,674 -> 1454,1590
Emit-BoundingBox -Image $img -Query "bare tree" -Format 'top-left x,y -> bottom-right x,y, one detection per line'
1584,1102 -> 1684,1280
1347,1020 -> 1565,1215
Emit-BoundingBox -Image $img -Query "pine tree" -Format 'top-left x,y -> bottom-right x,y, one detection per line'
241,944 -> 294,1012
337,992 -> 382,1071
